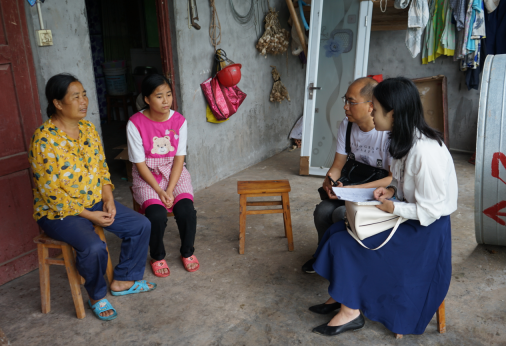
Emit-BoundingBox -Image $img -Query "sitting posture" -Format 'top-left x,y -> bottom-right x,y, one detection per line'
127,74 -> 199,277
302,77 -> 393,273
309,77 -> 457,336
30,74 -> 156,321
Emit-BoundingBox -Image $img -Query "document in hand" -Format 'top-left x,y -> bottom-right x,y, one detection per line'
331,187 -> 380,204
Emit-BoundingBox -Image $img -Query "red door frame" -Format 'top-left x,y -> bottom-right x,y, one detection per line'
155,0 -> 178,111
0,0 -> 43,285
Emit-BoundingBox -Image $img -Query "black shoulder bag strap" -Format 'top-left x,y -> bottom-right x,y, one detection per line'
345,121 -> 354,160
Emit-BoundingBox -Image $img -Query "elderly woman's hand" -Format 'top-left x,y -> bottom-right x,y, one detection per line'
101,184 -> 116,222
80,209 -> 115,227
103,199 -> 116,220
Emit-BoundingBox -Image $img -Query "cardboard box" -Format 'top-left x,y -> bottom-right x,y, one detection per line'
413,75 -> 449,147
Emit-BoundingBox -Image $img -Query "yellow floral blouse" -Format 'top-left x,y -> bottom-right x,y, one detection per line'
29,119 -> 114,221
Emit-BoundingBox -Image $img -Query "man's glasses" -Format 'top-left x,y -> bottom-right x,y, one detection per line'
342,96 -> 371,106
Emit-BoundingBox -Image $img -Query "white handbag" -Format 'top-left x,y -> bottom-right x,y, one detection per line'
344,201 -> 406,250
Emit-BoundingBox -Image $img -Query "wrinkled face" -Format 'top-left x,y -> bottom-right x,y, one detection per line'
55,81 -> 88,120
145,83 -> 172,115
371,96 -> 394,131
343,82 -> 373,123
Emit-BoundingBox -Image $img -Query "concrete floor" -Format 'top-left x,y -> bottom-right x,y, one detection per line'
1,146 -> 505,345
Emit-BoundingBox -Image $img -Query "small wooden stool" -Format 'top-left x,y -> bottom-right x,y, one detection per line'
106,93 -> 137,122
130,186 -> 174,217
33,226 -> 114,319
237,180 -> 294,254
394,300 -> 446,338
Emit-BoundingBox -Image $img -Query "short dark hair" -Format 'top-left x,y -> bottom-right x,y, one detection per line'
45,73 -> 79,117
141,74 -> 171,106
354,77 -> 378,100
373,77 -> 443,159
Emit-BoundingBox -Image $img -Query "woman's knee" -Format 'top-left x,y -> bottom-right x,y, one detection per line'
84,239 -> 108,258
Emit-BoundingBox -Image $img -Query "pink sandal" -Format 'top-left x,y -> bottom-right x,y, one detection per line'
181,255 -> 200,272
150,259 -> 170,277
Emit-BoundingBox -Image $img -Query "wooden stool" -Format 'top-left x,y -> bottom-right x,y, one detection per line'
237,180 -> 294,254
394,300 -> 446,338
130,186 -> 174,217
33,226 -> 114,319
106,93 -> 137,123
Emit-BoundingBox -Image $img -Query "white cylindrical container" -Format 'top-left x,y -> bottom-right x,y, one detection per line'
475,54 -> 506,246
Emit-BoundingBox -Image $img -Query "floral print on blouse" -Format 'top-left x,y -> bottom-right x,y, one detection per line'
29,119 -> 114,221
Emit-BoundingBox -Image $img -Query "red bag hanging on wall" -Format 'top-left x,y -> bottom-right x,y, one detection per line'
200,49 -> 247,121
200,77 -> 246,121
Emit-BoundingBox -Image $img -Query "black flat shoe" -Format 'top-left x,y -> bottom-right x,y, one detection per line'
308,302 -> 341,314
302,258 -> 316,274
312,312 -> 365,336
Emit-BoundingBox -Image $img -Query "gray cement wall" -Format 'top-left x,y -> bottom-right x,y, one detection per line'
170,0 -> 306,191
368,30 -> 479,152
24,0 -> 101,134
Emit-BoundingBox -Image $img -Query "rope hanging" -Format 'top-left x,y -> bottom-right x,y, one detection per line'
229,0 -> 255,25
209,0 -> 222,51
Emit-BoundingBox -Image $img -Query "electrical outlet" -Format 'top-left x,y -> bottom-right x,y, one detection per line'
36,30 -> 53,46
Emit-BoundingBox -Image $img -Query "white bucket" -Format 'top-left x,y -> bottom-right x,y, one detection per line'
103,67 -> 127,95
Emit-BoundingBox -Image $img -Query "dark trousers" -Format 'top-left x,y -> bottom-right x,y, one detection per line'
313,199 -> 346,244
37,201 -> 151,300
145,198 -> 197,260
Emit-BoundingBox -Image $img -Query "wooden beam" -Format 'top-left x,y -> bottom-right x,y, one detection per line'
286,0 -> 308,57
246,201 -> 283,206
300,156 -> 309,175
246,209 -> 284,215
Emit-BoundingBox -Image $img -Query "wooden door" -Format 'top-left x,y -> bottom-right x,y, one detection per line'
0,0 -> 43,285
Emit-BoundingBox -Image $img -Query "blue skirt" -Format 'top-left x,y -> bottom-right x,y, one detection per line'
313,216 -> 452,335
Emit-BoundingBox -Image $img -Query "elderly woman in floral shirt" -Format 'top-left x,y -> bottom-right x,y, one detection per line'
29,74 -> 156,321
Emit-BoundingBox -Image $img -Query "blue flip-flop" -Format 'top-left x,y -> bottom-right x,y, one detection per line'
88,298 -> 118,321
110,280 -> 157,296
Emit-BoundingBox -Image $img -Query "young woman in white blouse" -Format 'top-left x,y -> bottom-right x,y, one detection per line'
308,77 -> 458,337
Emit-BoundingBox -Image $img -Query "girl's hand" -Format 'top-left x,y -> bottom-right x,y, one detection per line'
165,189 -> 175,209
376,197 -> 395,214
157,189 -> 171,208
373,187 -> 394,200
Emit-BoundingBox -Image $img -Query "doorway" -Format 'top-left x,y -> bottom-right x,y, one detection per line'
85,0 -> 165,123
300,0 -> 373,176
84,0 -> 178,178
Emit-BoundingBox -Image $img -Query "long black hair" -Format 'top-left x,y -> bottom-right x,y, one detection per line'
45,73 -> 79,117
373,77 -> 443,159
141,74 -> 171,107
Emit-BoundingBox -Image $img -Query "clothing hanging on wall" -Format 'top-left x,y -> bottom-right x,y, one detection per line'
450,0 -> 468,30
422,0 -> 452,64
440,0 -> 456,55
481,0 -> 506,62
406,0 -> 430,57
484,0 -> 500,12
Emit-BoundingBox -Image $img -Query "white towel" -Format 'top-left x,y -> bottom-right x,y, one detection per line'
405,0 -> 429,58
